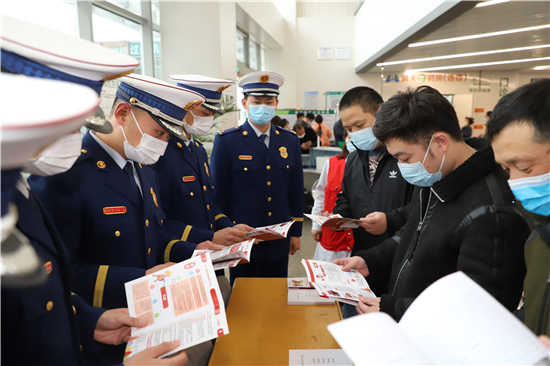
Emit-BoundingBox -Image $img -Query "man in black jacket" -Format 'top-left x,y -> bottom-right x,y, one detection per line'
335,86 -> 531,321
331,87 -> 414,316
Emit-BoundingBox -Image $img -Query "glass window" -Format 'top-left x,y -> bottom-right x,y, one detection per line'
2,0 -> 78,37
153,30 -> 163,79
249,41 -> 258,70
151,0 -> 161,25
236,32 -> 246,64
260,47 -> 266,71
105,0 -> 141,16
92,5 -> 143,75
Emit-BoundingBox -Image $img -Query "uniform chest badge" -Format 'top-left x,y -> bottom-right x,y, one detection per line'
204,162 -> 210,177
183,176 -> 195,182
44,261 -> 52,274
279,146 -> 288,159
150,188 -> 158,207
239,155 -> 253,160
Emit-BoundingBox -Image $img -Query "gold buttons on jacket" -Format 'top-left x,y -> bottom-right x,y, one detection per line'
268,212 -> 272,217
268,197 -> 272,202
81,149 -> 87,154
210,224 -> 213,229
177,142 -> 182,148
161,220 -> 164,225
148,247 -> 151,255
207,205 -> 210,210
145,219 -> 149,227
243,131 -> 248,136
275,130 -> 280,135
203,185 -> 207,191
244,167 -> 248,171
73,306 -> 76,314
97,161 -> 106,169
287,165 -> 289,169
115,231 -> 121,237
190,192 -> 194,196
267,181 -> 271,186
46,301 -> 54,311
266,165 -> 271,170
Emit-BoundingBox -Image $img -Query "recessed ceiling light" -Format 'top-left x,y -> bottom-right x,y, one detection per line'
405,57 -> 550,73
376,45 -> 550,67
534,65 -> 550,70
409,24 -> 550,48
476,0 -> 510,8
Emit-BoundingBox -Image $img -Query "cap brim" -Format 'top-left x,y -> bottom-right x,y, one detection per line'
203,102 -> 225,114
245,91 -> 279,97
147,112 -> 185,139
85,107 -> 113,134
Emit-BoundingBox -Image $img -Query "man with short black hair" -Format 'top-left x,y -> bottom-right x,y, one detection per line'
295,122 -> 317,154
331,86 -> 413,317
335,85 -> 531,321
305,113 -> 315,125
487,79 -> 550,337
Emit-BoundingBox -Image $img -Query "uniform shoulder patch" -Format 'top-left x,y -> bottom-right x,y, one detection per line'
220,126 -> 240,135
277,127 -> 297,136
75,147 -> 93,165
195,139 -> 203,146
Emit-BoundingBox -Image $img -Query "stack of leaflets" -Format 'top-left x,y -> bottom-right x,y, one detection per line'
328,272 -> 550,365
287,277 -> 335,305
304,213 -> 361,229
123,253 -> 228,360
301,259 -> 376,305
192,239 -> 255,270
246,220 -> 295,241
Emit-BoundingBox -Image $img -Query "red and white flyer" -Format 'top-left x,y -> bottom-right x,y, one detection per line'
304,213 -> 361,229
301,259 -> 376,305
123,253 -> 228,360
192,239 -> 255,270
246,220 -> 295,241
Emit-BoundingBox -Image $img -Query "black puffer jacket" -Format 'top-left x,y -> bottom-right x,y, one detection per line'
358,139 -> 532,321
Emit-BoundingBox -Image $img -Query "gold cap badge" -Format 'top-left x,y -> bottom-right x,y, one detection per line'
184,99 -> 203,111
259,74 -> 270,83
217,84 -> 230,93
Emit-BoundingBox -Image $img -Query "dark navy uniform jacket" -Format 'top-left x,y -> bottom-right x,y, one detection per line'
1,188 -> 113,366
29,132 -> 197,310
152,136 -> 233,243
210,120 -> 304,262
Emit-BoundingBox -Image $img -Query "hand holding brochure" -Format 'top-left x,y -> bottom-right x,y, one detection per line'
301,259 -> 376,305
305,213 -> 361,229
123,253 -> 228,360
246,220 -> 295,241
328,272 -> 550,365
192,239 -> 255,270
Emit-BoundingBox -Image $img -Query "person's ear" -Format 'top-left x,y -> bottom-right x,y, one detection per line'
434,133 -> 449,154
114,102 -> 131,127
242,97 -> 248,110
275,99 -> 279,109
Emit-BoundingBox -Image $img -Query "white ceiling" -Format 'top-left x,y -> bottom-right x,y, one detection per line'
370,1 -> 550,73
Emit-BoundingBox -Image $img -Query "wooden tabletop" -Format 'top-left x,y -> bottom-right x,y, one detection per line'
208,277 -> 343,366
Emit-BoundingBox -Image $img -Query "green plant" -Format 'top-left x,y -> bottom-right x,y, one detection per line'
195,99 -> 239,143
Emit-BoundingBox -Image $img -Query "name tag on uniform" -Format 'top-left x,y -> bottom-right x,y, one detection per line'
239,155 -> 253,160
103,206 -> 127,215
183,176 -> 196,182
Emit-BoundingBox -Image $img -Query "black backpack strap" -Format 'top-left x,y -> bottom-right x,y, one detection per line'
515,203 -> 550,249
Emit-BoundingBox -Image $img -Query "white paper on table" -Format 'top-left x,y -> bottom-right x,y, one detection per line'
246,220 -> 295,241
124,253 -> 229,360
288,277 -> 313,289
192,239 -> 254,269
289,349 -> 352,366
287,289 -> 336,305
304,213 -> 361,229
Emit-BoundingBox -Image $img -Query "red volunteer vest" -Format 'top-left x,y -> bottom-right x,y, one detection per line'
321,155 -> 354,252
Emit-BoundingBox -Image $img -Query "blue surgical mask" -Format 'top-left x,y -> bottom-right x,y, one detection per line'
346,140 -> 356,153
248,104 -> 275,126
397,135 -> 446,187
508,172 -> 550,216
348,127 -> 379,151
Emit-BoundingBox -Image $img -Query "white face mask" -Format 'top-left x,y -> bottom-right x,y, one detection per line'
24,133 -> 82,176
121,109 -> 168,165
184,110 -> 214,136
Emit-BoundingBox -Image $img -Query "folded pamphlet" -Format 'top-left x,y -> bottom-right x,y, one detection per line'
301,259 -> 375,305
124,253 -> 229,360
192,239 -> 255,270
328,272 -> 550,365
305,213 -> 361,229
246,220 -> 295,241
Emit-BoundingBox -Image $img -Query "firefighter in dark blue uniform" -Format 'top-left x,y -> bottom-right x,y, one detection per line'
210,71 -> 304,285
153,74 -> 252,245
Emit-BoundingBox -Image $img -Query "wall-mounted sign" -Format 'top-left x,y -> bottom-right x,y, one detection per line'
318,48 -> 334,60
335,48 -> 351,60
474,108 -> 484,113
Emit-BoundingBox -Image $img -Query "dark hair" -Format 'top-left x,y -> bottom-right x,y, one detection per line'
373,85 -> 462,147
270,115 -> 281,126
277,118 -> 289,129
337,130 -> 350,160
487,79 -> 550,143
297,112 -> 304,119
339,86 -> 383,115
315,115 -> 323,123
294,123 -> 304,131
465,117 -> 474,125
306,113 -> 315,120
486,111 -> 492,117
